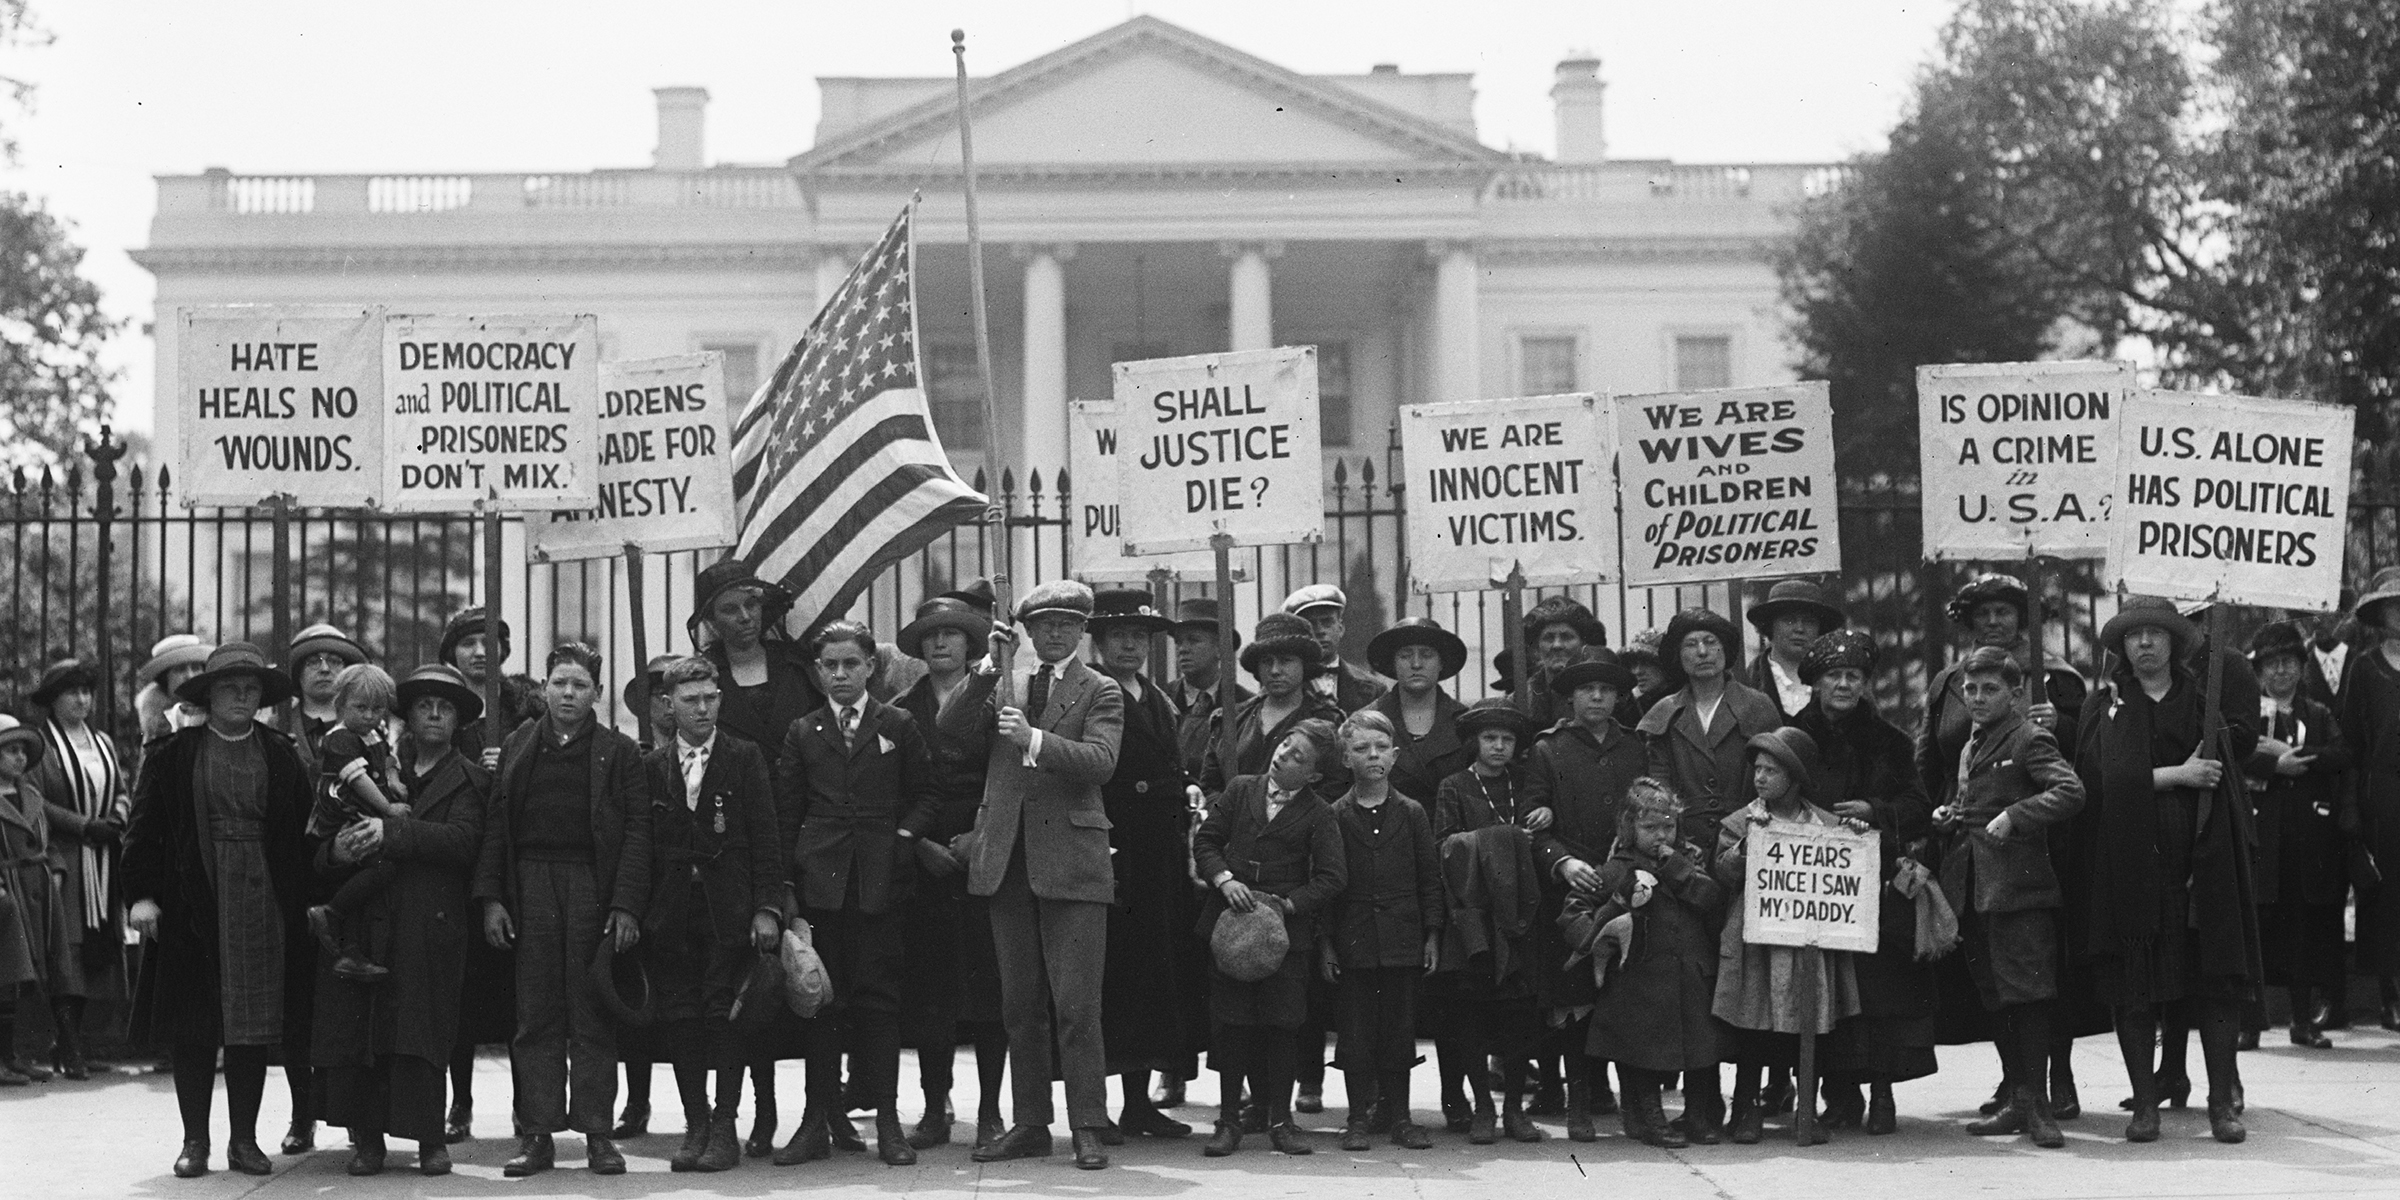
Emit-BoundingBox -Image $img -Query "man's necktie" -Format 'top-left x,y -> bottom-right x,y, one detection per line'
839,706 -> 859,750
1026,665 -> 1053,723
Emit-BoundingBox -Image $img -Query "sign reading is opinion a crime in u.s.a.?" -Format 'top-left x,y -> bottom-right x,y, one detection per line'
1112,346 -> 1323,554
2105,391 -> 2355,612
177,306 -> 385,508
1066,401 -> 1233,583
1917,360 -> 2132,561
529,353 -> 737,563
1400,393 -> 1618,593
382,314 -> 600,513
1617,382 -> 1841,587
1742,820 -> 1879,952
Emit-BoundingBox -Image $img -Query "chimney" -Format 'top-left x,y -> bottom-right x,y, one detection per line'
653,86 -> 709,171
1551,56 -> 1605,163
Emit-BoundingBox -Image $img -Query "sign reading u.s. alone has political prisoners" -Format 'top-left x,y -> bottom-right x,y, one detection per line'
382,314 -> 599,513
178,306 -> 384,508
1401,393 -> 1617,593
1113,346 -> 1324,554
530,353 -> 736,563
1917,360 -> 2131,561
2106,390 -> 2355,612
1067,401 -> 1226,582
1742,821 -> 1879,953
1617,382 -> 1841,587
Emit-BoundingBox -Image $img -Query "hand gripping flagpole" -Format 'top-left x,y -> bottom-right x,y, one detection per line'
955,30 -> 1016,703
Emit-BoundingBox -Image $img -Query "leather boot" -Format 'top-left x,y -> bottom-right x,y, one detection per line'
696,1114 -> 741,1172
226,1139 -> 272,1176
417,1141 -> 452,1175
1565,1078 -> 1598,1142
443,1100 -> 472,1144
586,1133 -> 626,1175
502,1132 -> 554,1177
172,1139 -> 210,1178
877,1111 -> 918,1166
347,1132 -> 387,1176
1267,1120 -> 1313,1155
612,1100 -> 651,1139
1729,1099 -> 1766,1145
1340,1070 -> 1377,1150
1636,1081 -> 1687,1149
49,1001 -> 88,1081
772,1108 -> 832,1165
1203,1120 -> 1242,1156
669,1110 -> 709,1172
2292,987 -> 2333,1049
1865,1083 -> 1897,1135
2209,1098 -> 2248,1143
907,1096 -> 952,1149
1502,1095 -> 1545,1143
2022,1086 -> 2063,1148
744,1093 -> 778,1158
1965,1094 -> 2026,1137
2125,1100 -> 2161,1143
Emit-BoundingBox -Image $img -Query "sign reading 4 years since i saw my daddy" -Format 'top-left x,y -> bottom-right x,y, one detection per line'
1742,820 -> 1879,953
1113,346 -> 1324,554
382,314 -> 600,513
1401,393 -> 1619,593
1617,382 -> 1841,588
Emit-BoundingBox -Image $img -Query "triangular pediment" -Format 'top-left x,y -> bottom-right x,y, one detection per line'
795,16 -> 1503,173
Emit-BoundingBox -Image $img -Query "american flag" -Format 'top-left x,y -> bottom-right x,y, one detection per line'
732,200 -> 986,631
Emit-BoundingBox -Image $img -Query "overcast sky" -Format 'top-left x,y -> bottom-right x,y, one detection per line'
3,0 -> 1953,440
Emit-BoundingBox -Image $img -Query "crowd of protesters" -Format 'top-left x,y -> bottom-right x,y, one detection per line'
5,561 -> 2400,1177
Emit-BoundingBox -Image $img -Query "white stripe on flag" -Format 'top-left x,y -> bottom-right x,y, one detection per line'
747,430 -> 967,584
732,389 -> 948,535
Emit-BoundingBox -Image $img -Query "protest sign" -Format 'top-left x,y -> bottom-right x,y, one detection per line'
1400,393 -> 1617,593
382,314 -> 600,513
1066,401 -> 1229,582
2106,390 -> 2355,611
1917,360 -> 2131,561
177,306 -> 384,508
1742,821 -> 1879,952
1617,382 -> 1840,587
1112,346 -> 1323,554
529,353 -> 737,563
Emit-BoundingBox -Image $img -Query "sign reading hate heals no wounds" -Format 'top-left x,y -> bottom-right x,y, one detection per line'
1113,346 -> 1324,554
1618,382 -> 1841,587
178,306 -> 384,508
2107,391 -> 2355,611
383,314 -> 600,513
530,353 -> 737,563
1066,401 -> 1227,582
1401,393 -> 1618,593
1742,821 -> 1879,953
1918,360 -> 2131,561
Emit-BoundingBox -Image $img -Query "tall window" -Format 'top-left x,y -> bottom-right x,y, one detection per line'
1316,340 -> 1353,447
1520,335 -> 1578,394
925,343 -> 985,451
1674,335 -> 1733,391
701,341 -> 762,425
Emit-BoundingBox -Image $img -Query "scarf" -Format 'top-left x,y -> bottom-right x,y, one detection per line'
40,716 -> 122,931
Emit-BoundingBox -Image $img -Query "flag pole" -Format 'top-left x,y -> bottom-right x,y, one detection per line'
953,30 -> 1016,662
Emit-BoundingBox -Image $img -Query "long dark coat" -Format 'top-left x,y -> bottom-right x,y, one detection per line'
1192,776 -> 1347,951
311,751 -> 488,1071
1323,793 -> 1443,970
122,723 -> 317,1055
1637,680 -> 1781,860
705,640 -> 824,769
0,781 -> 69,991
776,698 -> 938,916
896,671 -> 998,1034
1524,719 -> 1648,1008
2342,649 -> 2400,973
1559,842 -> 1723,1070
2245,694 -> 2353,907
1366,689 -> 1471,806
1100,675 -> 1193,1068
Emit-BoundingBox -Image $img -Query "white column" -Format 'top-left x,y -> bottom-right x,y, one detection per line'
1222,241 -> 1282,351
1430,240 -> 1480,403
1018,243 -> 1073,475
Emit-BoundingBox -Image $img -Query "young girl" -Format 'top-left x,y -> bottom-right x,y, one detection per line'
1711,727 -> 1865,1145
1561,778 -> 1725,1146
306,663 -> 410,983
1322,711 -> 1443,1150
1193,719 -> 1347,1157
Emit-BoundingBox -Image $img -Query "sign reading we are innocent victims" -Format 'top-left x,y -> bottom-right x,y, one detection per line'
1742,821 -> 1880,953
1400,393 -> 1618,593
1616,382 -> 1841,587
1917,360 -> 2131,561
178,307 -> 385,508
2106,390 -> 2355,611
530,354 -> 737,563
382,315 -> 599,513
1113,346 -> 1323,554
1066,401 -> 1224,582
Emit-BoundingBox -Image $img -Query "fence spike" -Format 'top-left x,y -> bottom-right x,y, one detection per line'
972,466 -> 988,492
157,463 -> 173,494
129,463 -> 144,493
1055,468 -> 1071,500
1001,467 -> 1016,497
1359,456 -> 1375,487
66,460 -> 83,494
1027,468 -> 1043,497
39,464 -> 56,496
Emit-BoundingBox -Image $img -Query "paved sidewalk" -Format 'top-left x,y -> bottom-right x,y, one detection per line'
7,1032 -> 2400,1198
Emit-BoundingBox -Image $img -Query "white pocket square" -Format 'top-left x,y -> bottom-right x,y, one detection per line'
877,734 -> 896,756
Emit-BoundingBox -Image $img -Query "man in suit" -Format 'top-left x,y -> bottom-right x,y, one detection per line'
642,656 -> 783,1173
963,580 -> 1125,1170
772,622 -> 939,1168
1283,585 -> 1388,714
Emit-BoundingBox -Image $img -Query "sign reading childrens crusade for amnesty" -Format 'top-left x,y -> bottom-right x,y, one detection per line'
1917,359 -> 2131,561
177,306 -> 385,508
529,353 -> 737,563
1743,821 -> 1879,953
382,314 -> 600,513
1113,346 -> 1324,554
2106,390 -> 2356,611
1617,382 -> 1841,588
1065,401 -> 1226,582
1400,393 -> 1618,593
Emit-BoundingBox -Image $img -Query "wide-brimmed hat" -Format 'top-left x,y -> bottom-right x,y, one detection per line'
1550,649 -> 1636,697
1281,584 -> 1346,617
1799,629 -> 1878,685
1210,903 -> 1291,983
1662,609 -> 1743,669
1015,579 -> 1095,625
689,558 -> 792,638
29,659 -> 99,708
2247,621 -> 2308,670
1618,629 -> 1664,671
1946,574 -> 2032,629
621,654 -> 679,714
1489,649 -> 1515,695
1171,597 -> 1237,643
395,663 -> 484,725
1085,588 -> 1175,637
1523,596 -> 1607,647
1239,612 -> 1326,678
899,596 -> 994,660
137,634 -> 213,686
174,641 -> 297,708
1745,727 -> 1819,800
939,578 -> 998,614
2357,567 -> 2400,631
1747,579 -> 1845,636
588,937 -> 654,1028
1368,617 -> 1467,680
2101,595 -> 2199,657
287,623 -> 367,671
439,607 -> 514,665
0,715 -> 45,767
1454,697 -> 1535,744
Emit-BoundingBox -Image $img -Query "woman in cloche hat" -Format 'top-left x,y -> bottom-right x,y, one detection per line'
25,659 -> 130,1081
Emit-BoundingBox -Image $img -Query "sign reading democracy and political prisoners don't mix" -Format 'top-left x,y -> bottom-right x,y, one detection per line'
1616,382 -> 1842,588
383,314 -> 600,514
1401,393 -> 1617,593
